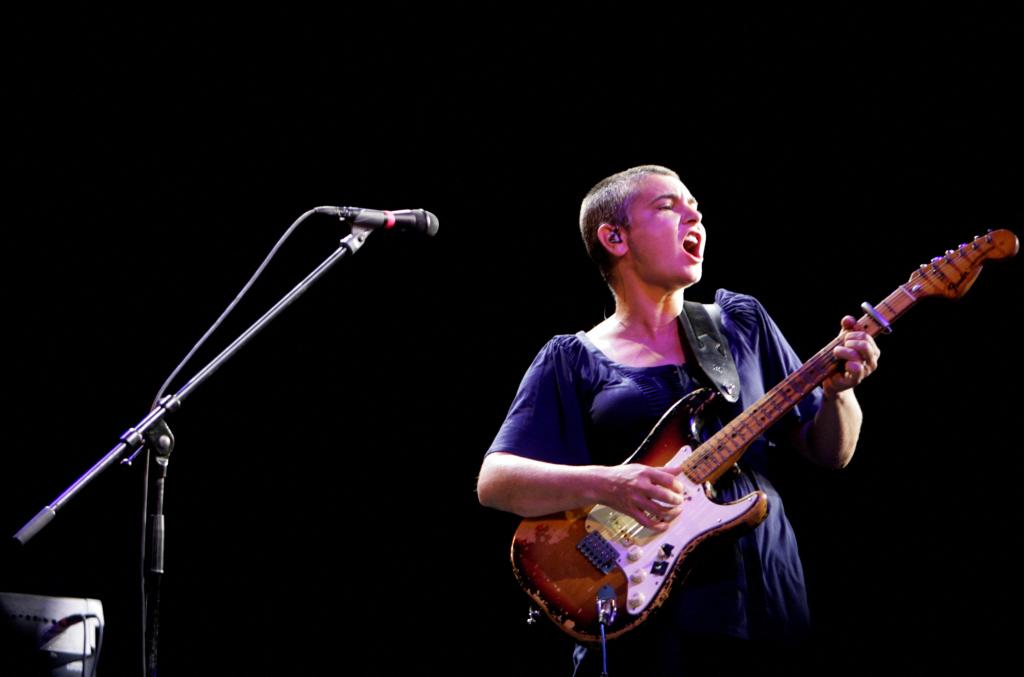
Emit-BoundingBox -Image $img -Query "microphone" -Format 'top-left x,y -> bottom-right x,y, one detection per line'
316,206 -> 439,237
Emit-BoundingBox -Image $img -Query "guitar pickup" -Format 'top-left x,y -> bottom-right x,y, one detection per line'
577,531 -> 619,574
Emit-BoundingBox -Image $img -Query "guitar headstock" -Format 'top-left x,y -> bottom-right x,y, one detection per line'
905,229 -> 1019,300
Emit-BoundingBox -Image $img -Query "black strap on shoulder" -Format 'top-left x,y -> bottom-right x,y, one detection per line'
678,301 -> 740,403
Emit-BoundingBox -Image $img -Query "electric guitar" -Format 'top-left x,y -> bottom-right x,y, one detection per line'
511,230 -> 1018,643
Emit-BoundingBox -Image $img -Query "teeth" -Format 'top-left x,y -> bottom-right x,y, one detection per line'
683,233 -> 700,255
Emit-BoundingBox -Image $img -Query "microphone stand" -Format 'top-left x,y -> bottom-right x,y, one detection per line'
13,223 -> 378,677
143,420 -> 174,677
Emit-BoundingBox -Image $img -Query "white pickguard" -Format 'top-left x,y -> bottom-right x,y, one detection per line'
584,445 -> 763,615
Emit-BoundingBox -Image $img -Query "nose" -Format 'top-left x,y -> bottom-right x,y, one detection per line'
679,202 -> 701,225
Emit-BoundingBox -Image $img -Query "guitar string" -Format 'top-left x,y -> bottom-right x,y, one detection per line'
679,248 -> 992,481
610,250 -> 989,543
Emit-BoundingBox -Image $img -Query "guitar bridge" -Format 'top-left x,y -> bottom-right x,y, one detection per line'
577,531 -> 619,574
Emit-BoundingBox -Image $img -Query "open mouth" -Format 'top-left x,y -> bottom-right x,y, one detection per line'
682,231 -> 702,259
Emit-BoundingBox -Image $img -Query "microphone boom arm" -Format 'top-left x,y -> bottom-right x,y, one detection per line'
13,224 -> 375,544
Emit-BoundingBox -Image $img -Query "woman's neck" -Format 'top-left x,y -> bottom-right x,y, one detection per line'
586,286 -> 689,368
609,286 -> 686,342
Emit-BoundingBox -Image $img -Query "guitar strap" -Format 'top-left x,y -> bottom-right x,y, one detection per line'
570,304 -> 743,669
678,301 -> 741,403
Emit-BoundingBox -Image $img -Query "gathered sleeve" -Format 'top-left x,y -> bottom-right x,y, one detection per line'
486,336 -> 594,466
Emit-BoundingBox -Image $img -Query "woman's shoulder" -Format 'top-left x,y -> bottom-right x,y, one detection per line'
539,332 -> 587,353
528,333 -> 592,368
517,332 -> 612,392
713,288 -> 770,327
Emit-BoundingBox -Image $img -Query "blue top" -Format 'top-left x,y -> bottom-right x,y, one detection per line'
488,288 -> 823,645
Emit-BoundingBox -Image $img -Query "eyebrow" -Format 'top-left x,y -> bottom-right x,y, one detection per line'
648,192 -> 697,206
648,192 -> 678,204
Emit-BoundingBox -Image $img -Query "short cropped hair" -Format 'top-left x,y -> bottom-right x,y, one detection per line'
579,164 -> 679,281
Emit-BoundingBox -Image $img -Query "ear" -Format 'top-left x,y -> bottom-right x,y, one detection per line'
597,223 -> 628,256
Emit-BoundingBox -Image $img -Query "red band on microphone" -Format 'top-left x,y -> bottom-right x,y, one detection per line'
384,210 -> 396,229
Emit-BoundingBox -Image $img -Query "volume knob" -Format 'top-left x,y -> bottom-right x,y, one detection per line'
628,592 -> 647,610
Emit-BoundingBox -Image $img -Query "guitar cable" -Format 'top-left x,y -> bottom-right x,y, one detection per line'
570,628 -> 612,676
571,643 -> 586,676
599,624 -> 610,677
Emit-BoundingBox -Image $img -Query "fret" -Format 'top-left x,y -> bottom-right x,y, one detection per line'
678,230 -> 1018,486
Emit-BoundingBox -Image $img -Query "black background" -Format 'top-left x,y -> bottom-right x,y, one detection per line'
1,5 -> 1021,676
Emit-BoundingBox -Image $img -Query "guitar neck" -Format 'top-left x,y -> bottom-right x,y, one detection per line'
682,284 -> 920,484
